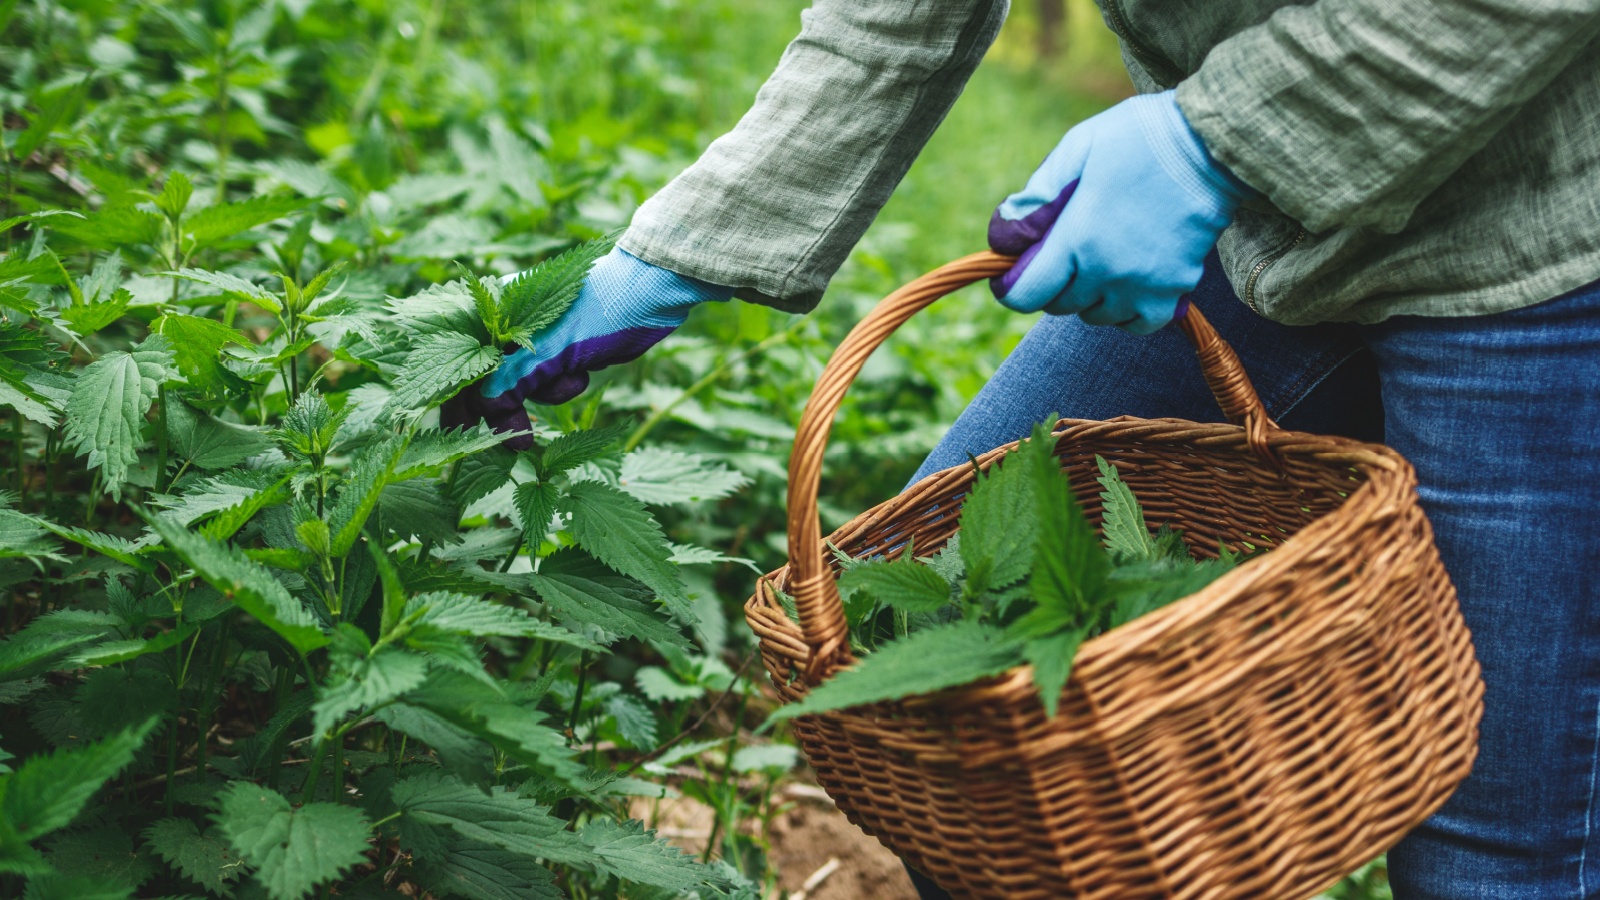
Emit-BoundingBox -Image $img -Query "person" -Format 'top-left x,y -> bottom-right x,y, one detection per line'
445,2 -> 1600,896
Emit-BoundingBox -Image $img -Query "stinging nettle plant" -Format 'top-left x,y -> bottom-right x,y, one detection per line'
1,206 -> 759,899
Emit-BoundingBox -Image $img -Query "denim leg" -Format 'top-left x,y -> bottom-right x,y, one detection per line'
911,254 -> 1381,484
1376,279 -> 1600,900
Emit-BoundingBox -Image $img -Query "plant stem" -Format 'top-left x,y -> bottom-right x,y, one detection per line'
566,651 -> 590,741
301,735 -> 330,804
155,384 -> 170,491
331,735 -> 345,804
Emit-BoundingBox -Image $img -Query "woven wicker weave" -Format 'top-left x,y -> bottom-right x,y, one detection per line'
744,252 -> 1483,899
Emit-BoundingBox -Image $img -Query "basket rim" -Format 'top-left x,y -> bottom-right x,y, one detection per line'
746,414 -> 1418,734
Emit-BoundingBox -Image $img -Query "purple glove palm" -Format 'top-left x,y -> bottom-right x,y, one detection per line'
989,91 -> 1251,334
442,247 -> 731,448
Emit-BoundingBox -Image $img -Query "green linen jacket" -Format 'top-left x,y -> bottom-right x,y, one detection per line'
620,0 -> 1600,326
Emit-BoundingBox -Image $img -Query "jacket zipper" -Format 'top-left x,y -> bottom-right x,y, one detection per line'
1243,228 -> 1306,314
1100,0 -> 1184,87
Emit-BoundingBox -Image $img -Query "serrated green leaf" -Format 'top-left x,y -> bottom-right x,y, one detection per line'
1096,455 -> 1155,562
1,718 -> 156,842
0,610 -> 118,680
372,704 -> 491,782
836,548 -> 951,615
154,172 -> 193,219
404,672 -> 587,792
958,441 -> 1041,601
526,553 -> 690,654
512,480 -> 559,551
150,517 -> 328,654
0,508 -> 66,565
765,620 -> 1020,727
152,314 -> 248,395
1020,424 -> 1106,627
618,448 -> 749,506
328,435 -> 404,556
43,824 -> 157,891
394,424 -> 506,480
561,481 -> 689,623
499,234 -> 614,338
214,783 -> 370,900
536,422 -> 628,477
386,333 -> 501,416
183,196 -> 310,249
25,518 -> 154,573
412,835 -> 562,900
151,469 -> 281,527
1023,628 -> 1085,718
312,647 -> 430,737
63,337 -> 176,498
634,666 -> 702,703
375,479 -> 460,546
143,818 -> 244,896
166,401 -> 272,470
72,621 -> 197,666
49,205 -> 164,249
166,268 -> 281,311
60,292 -> 130,337
392,773 -> 593,867
449,447 -> 516,508
18,871 -> 132,900
605,693 -> 658,750
580,817 -> 725,892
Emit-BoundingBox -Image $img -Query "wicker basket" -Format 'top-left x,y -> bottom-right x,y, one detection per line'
743,252 -> 1483,900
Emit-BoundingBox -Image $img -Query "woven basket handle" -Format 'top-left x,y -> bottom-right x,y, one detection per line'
784,250 -> 1279,665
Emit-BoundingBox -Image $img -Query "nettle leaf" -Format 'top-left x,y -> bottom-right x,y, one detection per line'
376,479 -> 461,546
386,281 -> 485,340
1096,455 -> 1155,562
394,424 -> 506,480
403,672 -> 586,791
499,233 -> 614,337
150,468 -> 283,527
43,824 -> 158,891
513,480 -> 559,550
50,205 -> 163,249
63,336 -> 176,497
28,519 -> 156,573
561,481 -> 689,623
0,508 -> 66,565
391,773 -> 593,867
959,438 -> 1043,600
617,448 -> 749,506
143,818 -> 244,896
151,314 -> 248,395
1020,424 -> 1106,626
580,817 -> 726,893
273,391 -> 345,461
167,268 -> 281,312
414,835 -> 562,900
635,666 -> 702,703
385,332 -> 501,416
166,401 -> 272,470
765,620 -> 1021,727
151,518 -> 328,654
405,591 -> 593,646
731,743 -> 799,774
312,646 -> 430,737
59,290 -> 131,338
837,547 -> 952,615
213,783 -> 371,900
12,871 -> 132,900
1,718 -> 156,842
183,196 -> 310,249
1023,628 -> 1086,719
605,693 -> 658,750
535,422 -> 628,477
527,552 -> 691,654
328,435 -> 404,556
449,447 -> 517,509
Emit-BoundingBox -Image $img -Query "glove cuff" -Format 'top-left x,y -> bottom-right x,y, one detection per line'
1135,91 -> 1254,215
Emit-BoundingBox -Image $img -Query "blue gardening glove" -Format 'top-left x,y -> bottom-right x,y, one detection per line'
441,246 -> 732,449
988,90 -> 1251,335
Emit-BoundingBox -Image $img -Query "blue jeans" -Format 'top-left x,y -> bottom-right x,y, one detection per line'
904,257 -> 1600,899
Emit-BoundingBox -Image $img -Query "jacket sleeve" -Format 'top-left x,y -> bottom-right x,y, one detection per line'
619,0 -> 1008,313
1176,0 -> 1600,234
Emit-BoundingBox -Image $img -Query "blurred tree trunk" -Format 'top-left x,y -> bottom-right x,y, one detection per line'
1037,0 -> 1067,60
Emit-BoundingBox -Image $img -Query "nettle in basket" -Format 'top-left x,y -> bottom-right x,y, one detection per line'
0,219 -> 758,899
767,421 -> 1247,725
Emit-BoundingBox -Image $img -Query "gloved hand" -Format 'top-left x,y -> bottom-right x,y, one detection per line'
442,246 -> 732,449
988,90 -> 1252,334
